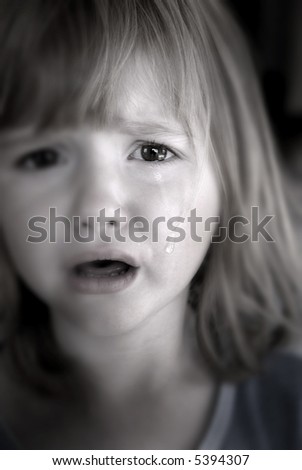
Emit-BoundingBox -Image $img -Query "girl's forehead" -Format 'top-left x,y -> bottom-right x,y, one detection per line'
0,71 -> 187,141
101,54 -> 194,139
109,84 -> 184,134
0,84 -> 186,143
102,53 -> 178,125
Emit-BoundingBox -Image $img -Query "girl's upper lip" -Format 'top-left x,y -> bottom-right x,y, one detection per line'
66,248 -> 140,270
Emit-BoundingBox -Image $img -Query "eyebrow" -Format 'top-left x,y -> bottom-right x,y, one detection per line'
115,118 -> 189,139
0,127 -> 36,144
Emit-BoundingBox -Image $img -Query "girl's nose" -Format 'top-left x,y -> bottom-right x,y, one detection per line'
71,160 -> 128,240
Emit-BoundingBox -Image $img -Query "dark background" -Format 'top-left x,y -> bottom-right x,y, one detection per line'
227,0 -> 302,158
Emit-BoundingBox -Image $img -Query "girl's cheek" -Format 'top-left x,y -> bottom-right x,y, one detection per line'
134,165 -> 199,218
1,172 -> 71,214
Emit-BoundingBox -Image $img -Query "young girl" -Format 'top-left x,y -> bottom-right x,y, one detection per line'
0,0 -> 301,450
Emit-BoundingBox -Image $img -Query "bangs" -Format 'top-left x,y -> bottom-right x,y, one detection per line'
0,0 -> 209,135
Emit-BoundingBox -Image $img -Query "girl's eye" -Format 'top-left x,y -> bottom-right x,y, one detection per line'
15,148 -> 62,170
129,143 -> 177,163
141,144 -> 168,162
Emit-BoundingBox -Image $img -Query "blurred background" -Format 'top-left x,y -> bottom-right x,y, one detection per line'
227,0 -> 302,184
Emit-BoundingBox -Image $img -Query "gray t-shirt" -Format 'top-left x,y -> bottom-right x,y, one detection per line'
0,352 -> 301,449
200,352 -> 302,449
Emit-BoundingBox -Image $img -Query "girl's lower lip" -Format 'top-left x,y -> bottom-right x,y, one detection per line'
67,266 -> 139,294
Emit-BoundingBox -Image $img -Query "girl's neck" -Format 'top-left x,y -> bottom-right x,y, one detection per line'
51,298 -> 210,405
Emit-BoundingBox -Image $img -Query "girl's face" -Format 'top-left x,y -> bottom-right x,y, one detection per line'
0,80 -> 220,337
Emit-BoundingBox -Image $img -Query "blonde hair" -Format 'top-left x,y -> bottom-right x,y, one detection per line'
0,0 -> 301,386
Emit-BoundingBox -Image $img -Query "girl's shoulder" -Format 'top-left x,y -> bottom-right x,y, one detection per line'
203,350 -> 302,450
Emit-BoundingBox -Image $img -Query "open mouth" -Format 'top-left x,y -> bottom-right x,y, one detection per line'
73,259 -> 135,279
68,251 -> 140,294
